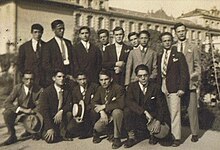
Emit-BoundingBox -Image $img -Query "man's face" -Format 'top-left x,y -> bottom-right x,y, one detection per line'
139,33 -> 149,47
79,29 -> 90,42
114,30 -> 124,44
76,75 -> 87,88
53,24 -> 65,38
32,29 -> 43,41
129,34 -> 139,48
22,74 -> 34,88
99,32 -> 109,45
161,35 -> 172,50
99,74 -> 112,89
175,25 -> 187,41
53,72 -> 65,87
137,70 -> 149,86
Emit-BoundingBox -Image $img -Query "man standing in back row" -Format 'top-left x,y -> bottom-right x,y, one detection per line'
174,22 -> 201,142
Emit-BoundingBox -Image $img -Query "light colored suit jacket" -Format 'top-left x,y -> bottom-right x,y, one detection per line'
175,40 -> 201,90
125,47 -> 157,85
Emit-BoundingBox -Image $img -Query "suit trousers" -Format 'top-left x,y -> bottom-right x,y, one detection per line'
187,90 -> 199,135
3,109 -> 18,136
94,109 -> 123,138
165,93 -> 181,140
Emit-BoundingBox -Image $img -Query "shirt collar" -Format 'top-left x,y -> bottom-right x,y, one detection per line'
54,84 -> 62,93
32,38 -> 38,44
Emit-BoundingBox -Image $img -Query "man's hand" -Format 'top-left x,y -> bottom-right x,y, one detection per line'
44,129 -> 55,142
150,120 -> 161,134
100,110 -> 108,124
114,67 -> 121,74
144,110 -> 153,123
53,110 -> 63,124
20,108 -> 34,114
94,104 -> 106,113
177,90 -> 185,97
115,61 -> 125,67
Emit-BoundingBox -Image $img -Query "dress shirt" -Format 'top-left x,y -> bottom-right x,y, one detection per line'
139,45 -> 148,53
54,84 -> 63,98
177,40 -> 186,53
81,40 -> 90,51
138,82 -> 147,95
54,36 -> 70,65
115,43 -> 123,61
161,49 -> 171,73
32,39 -> 38,52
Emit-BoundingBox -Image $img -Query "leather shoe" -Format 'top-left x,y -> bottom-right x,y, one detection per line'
107,134 -> 114,142
20,131 -> 31,138
124,138 -> 137,148
191,135 -> 198,142
0,135 -> 17,146
92,136 -> 101,143
149,135 -> 158,145
172,140 -> 181,147
112,138 -> 122,149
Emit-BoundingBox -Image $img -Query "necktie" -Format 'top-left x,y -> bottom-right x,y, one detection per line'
82,88 -> 86,100
58,89 -> 63,111
180,43 -> 183,52
36,41 -> 40,59
143,86 -> 147,95
162,50 -> 169,77
60,39 -> 66,60
104,90 -> 109,104
85,42 -> 89,53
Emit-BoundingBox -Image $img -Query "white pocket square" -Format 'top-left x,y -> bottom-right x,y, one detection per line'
151,97 -> 155,100
173,58 -> 178,62
188,49 -> 192,52
112,97 -> 116,101
91,94 -> 94,99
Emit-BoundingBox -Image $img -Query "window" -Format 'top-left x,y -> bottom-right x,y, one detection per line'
138,23 -> 143,32
155,25 -> 160,31
192,30 -> 196,40
110,19 -> 115,31
98,17 -> 104,29
119,20 -> 125,29
198,31 -> 202,40
99,1 -> 104,10
87,15 -> 93,27
75,14 -> 81,27
163,26 -> 167,32
88,0 -> 92,8
147,24 -> 151,29
76,0 -> 80,4
129,22 -> 134,32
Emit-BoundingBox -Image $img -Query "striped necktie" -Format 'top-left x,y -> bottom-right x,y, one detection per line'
162,50 -> 169,77
58,89 -> 63,111
60,39 -> 66,60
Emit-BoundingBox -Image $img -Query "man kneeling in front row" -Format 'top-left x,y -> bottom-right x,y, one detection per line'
124,64 -> 171,148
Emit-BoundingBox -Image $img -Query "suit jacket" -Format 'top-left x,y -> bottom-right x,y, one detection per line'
42,38 -> 74,86
4,83 -> 43,112
125,47 -> 157,85
72,83 -> 99,111
157,46 -> 189,93
73,42 -> 102,83
17,40 -> 46,85
92,83 -> 125,112
174,40 -> 201,90
125,81 -> 170,123
102,43 -> 132,85
39,85 -> 73,131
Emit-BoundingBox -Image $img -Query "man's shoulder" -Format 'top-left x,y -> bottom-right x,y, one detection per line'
19,40 -> 32,49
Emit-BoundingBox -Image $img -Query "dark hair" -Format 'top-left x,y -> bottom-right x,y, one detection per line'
51,20 -> 64,30
135,64 -> 149,75
173,22 -> 186,31
128,32 -> 138,40
99,69 -> 112,78
159,32 -> 173,42
138,30 -> 150,38
76,71 -> 87,78
31,24 -> 44,33
52,69 -> 65,77
113,26 -> 124,34
97,29 -> 109,37
79,26 -> 90,34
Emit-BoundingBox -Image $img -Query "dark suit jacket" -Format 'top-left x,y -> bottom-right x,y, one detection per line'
17,40 -> 46,85
4,83 -> 43,112
102,43 -> 132,85
72,83 -> 99,111
39,85 -> 73,131
92,83 -> 125,112
157,46 -> 189,93
73,42 -> 102,83
42,38 -> 74,86
125,81 -> 170,123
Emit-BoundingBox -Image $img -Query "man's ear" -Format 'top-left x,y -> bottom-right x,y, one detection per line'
52,76 -> 55,82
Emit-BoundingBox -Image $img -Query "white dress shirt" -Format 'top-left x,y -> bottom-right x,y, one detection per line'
115,43 -> 123,61
161,49 -> 171,73
81,40 -> 90,51
32,39 -> 38,52
138,82 -> 147,95
177,40 -> 186,53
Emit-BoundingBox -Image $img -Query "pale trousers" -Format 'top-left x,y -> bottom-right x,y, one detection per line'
187,90 -> 199,135
94,109 -> 123,138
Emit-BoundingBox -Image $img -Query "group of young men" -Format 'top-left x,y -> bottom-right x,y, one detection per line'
1,19 -> 201,149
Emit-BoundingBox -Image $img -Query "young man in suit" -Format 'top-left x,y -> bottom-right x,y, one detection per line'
73,26 -> 102,83
92,70 -> 125,149
124,64 -> 170,148
42,20 -> 74,87
128,32 -> 139,49
102,27 -> 132,86
125,30 -> 157,86
17,24 -> 45,86
39,70 -> 73,143
157,32 -> 189,147
71,71 -> 99,139
2,71 -> 43,146
174,22 -> 201,142
97,29 -> 110,57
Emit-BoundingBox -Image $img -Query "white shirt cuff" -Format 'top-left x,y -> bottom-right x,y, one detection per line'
16,107 -> 21,114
